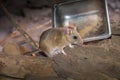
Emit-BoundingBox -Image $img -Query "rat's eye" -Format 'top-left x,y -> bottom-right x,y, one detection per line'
73,36 -> 78,39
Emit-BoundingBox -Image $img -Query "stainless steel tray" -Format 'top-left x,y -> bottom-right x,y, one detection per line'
53,0 -> 111,42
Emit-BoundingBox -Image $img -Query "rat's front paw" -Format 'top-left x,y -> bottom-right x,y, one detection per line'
69,44 -> 74,48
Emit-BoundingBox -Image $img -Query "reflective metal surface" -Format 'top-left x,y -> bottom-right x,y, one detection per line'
53,0 -> 111,42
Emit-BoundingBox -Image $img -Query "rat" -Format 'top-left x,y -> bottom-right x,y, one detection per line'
38,22 -> 83,58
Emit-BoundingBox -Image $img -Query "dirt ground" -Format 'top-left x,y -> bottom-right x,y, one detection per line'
0,3 -> 120,80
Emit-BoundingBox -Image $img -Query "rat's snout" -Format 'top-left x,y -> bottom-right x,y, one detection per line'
74,39 -> 83,46
72,40 -> 82,46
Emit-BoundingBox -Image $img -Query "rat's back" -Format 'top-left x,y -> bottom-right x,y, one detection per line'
39,28 -> 66,51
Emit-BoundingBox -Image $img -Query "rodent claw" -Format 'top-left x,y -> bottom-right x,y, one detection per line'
69,44 -> 74,48
62,50 -> 67,55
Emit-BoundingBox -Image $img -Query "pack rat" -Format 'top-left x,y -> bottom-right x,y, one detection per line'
38,22 -> 83,58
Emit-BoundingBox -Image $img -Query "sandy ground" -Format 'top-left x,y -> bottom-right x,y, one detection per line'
0,5 -> 120,80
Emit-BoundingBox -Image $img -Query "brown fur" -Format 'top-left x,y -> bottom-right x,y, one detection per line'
39,26 -> 83,58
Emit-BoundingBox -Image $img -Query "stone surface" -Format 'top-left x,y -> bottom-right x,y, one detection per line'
0,55 -> 57,79
0,1 -> 120,80
3,43 -> 22,56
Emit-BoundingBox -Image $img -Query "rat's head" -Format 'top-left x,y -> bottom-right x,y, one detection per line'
65,22 -> 83,46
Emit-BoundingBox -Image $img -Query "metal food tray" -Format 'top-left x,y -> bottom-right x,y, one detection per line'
53,0 -> 111,42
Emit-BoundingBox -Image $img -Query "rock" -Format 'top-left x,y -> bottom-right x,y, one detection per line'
0,18 -> 15,44
67,77 -> 74,80
3,43 -> 22,56
27,0 -> 50,8
108,0 -> 120,13
0,46 -> 3,52
0,55 -> 57,79
25,76 -> 64,80
3,0 -> 26,16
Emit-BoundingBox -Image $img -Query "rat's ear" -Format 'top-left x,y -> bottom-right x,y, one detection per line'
64,28 -> 72,35
68,21 -> 77,30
